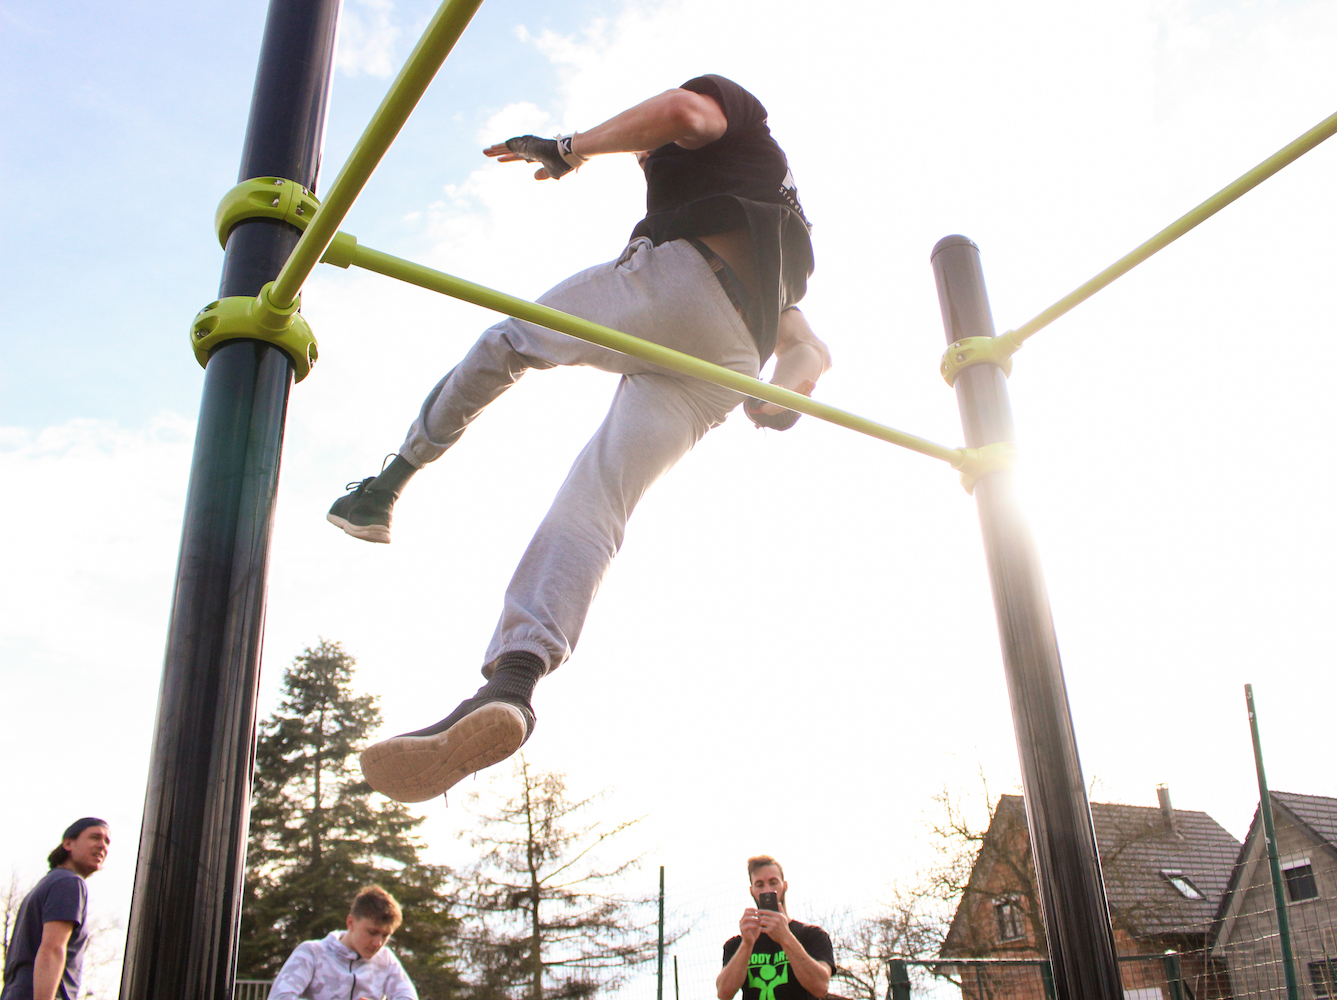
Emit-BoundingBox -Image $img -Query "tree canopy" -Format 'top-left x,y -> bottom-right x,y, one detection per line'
239,640 -> 463,998
457,757 -> 661,1000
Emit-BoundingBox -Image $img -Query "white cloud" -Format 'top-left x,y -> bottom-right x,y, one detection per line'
335,0 -> 402,78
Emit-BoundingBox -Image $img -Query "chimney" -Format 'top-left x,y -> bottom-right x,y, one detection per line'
1157,784 -> 1178,835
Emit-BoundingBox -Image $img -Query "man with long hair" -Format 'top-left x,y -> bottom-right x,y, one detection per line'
1,818 -> 109,1000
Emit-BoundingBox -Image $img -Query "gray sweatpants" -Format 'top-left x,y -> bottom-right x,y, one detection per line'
400,237 -> 761,674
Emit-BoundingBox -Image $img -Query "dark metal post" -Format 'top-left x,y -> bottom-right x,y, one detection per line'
887,959 -> 911,1000
656,866 -> 666,1000
119,1 -> 340,998
1040,960 -> 1057,1000
1164,952 -> 1186,1000
931,235 -> 1122,1000
1246,684 -> 1300,1000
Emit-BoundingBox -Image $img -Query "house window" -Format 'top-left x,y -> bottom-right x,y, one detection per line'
1160,870 -> 1204,900
1281,858 -> 1319,903
1309,959 -> 1337,999
1124,989 -> 1163,1000
994,898 -> 1024,942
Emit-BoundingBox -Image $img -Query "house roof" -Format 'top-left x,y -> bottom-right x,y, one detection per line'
1207,790 -> 1337,951
1085,796 -> 1241,939
942,793 -> 1241,954
1271,790 -> 1337,847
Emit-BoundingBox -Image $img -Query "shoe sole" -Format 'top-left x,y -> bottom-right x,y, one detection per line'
327,512 -> 391,544
360,703 -> 527,803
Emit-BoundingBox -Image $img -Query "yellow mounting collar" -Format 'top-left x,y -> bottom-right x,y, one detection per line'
940,332 -> 1023,386
189,282 -> 317,382
953,441 -> 1018,494
215,177 -> 321,247
200,178 -> 363,382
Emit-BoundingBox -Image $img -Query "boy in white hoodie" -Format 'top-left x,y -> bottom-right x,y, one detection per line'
268,886 -> 418,1000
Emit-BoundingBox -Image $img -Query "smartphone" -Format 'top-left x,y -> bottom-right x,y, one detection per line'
758,891 -> 779,912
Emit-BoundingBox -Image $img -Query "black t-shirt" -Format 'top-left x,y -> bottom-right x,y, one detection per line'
630,74 -> 814,362
722,921 -> 835,1000
1,869 -> 90,1000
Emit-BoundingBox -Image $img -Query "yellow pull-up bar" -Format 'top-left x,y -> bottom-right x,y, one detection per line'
266,0 -> 485,312
1007,109 -> 1337,345
320,234 -> 965,466
232,0 -> 1337,486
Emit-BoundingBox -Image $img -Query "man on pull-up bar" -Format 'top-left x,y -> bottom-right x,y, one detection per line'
328,75 -> 831,803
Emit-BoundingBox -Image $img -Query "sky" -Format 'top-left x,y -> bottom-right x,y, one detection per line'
2,0 -> 1336,995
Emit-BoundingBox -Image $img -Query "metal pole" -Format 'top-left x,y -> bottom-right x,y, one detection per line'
1246,684 -> 1300,1000
119,1 -> 340,997
1164,952 -> 1185,1000
1040,961 -> 1056,1000
657,866 -> 666,1000
931,235 -> 1123,1000
887,959 -> 911,1000
674,955 -> 680,1000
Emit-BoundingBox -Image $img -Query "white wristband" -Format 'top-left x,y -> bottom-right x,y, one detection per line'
556,134 -> 588,170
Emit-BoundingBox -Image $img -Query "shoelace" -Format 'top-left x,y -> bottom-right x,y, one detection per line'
344,477 -> 376,493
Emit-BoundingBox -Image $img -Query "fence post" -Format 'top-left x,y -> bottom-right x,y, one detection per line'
931,235 -> 1123,1000
1164,952 -> 1185,1000
887,959 -> 911,1000
1041,960 -> 1057,1000
657,866 -> 666,1000
1246,684 -> 1300,1000
118,1 -> 340,998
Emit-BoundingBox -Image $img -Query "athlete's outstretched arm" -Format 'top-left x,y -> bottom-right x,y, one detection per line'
485,89 -> 726,179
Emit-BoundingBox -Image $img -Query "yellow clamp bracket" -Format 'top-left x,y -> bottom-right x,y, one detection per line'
940,331 -> 1024,387
215,177 -> 321,247
320,231 -> 359,268
189,281 -> 318,382
201,180 -> 361,381
952,441 -> 1017,494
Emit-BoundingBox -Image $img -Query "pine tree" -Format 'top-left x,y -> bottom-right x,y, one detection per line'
458,757 -> 661,1000
239,640 -> 463,998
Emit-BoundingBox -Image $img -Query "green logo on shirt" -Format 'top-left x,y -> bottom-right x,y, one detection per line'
748,952 -> 790,1000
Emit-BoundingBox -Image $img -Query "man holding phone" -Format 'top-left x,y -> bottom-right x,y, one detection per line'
717,855 -> 833,1000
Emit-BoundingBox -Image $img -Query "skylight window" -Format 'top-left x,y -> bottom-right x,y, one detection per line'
1160,870 -> 1205,900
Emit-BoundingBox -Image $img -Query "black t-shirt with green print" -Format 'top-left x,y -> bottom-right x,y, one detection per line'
722,921 -> 836,1000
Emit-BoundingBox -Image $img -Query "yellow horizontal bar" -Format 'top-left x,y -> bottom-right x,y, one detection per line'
347,243 -> 963,465
268,0 -> 484,309
1010,108 -> 1337,343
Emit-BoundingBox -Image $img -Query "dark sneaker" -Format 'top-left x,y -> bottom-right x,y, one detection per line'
360,697 -> 536,803
327,478 -> 396,544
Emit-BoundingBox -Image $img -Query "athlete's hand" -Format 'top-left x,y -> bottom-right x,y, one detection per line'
484,136 -> 574,180
738,908 -> 763,946
744,378 -> 816,430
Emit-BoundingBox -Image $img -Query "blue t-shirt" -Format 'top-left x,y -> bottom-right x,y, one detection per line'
1,869 -> 90,1000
